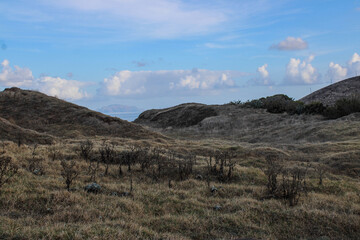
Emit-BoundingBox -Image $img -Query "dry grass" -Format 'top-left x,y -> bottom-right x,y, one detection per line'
0,138 -> 359,240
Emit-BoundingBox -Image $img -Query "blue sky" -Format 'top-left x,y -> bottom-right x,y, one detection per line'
0,0 -> 360,114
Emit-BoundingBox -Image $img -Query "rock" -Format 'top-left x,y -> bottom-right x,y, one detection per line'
110,192 -> 118,196
213,205 -> 222,211
120,191 -> 131,197
84,182 -> 101,193
196,174 -> 203,180
211,185 -> 218,193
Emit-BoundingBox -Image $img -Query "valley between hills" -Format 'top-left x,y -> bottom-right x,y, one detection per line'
0,77 -> 359,239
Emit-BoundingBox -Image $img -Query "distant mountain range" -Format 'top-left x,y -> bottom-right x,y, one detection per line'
98,104 -> 141,114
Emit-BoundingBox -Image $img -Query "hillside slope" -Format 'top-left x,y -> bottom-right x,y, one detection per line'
300,76 -> 360,105
134,103 -> 218,128
135,102 -> 360,143
0,116 -> 54,144
0,87 -> 163,140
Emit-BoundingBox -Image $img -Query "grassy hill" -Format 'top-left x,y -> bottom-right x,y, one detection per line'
0,87 -> 164,141
300,76 -> 360,106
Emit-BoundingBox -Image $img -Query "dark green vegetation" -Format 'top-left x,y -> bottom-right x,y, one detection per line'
231,93 -> 360,119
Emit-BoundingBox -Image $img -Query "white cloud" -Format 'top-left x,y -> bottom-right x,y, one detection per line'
0,59 -> 34,87
258,64 -> 269,79
326,52 -> 360,82
37,76 -> 88,100
284,55 -> 320,84
271,37 -> 308,51
348,53 -> 360,76
0,59 -> 88,100
328,62 -> 347,83
100,69 -> 241,97
248,64 -> 272,86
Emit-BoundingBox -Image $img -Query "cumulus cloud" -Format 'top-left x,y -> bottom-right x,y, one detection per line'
270,37 -> 308,51
37,76 -> 88,100
0,59 -> 34,87
248,64 -> 272,86
348,53 -> 360,76
258,64 -> 269,79
284,55 -> 320,84
100,69 -> 241,97
0,59 -> 88,100
327,52 -> 360,82
328,62 -> 347,83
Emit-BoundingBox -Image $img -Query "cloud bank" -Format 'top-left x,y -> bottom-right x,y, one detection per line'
0,59 -> 88,100
100,69 -> 243,97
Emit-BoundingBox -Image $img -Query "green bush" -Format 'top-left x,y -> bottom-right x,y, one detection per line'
231,94 -> 360,119
324,95 -> 360,119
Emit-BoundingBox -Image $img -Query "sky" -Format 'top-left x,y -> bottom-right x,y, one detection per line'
0,0 -> 360,115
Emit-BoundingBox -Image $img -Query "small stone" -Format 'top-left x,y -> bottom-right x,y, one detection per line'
211,185 -> 218,193
110,192 -> 118,196
196,174 -> 203,180
213,205 -> 222,211
120,191 -> 130,197
84,182 -> 101,193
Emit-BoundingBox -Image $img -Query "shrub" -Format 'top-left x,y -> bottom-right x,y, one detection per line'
78,140 -> 93,162
279,167 -> 308,206
324,95 -> 360,119
60,160 -> 79,191
263,154 -> 283,195
302,102 -> 326,115
99,141 -> 116,175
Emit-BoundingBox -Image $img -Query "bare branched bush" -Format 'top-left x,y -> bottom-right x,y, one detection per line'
78,140 -> 93,162
99,141 -> 116,175
60,160 -> 79,191
263,154 -> 308,206
263,154 -> 283,196
280,167 -> 308,206
314,165 -> 328,185
205,150 -> 237,182
88,157 -> 100,182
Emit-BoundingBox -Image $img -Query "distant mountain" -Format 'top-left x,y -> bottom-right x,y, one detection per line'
0,87 -> 163,141
300,76 -> 360,106
98,104 -> 141,114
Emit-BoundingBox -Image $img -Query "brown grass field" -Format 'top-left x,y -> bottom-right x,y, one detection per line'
0,134 -> 359,240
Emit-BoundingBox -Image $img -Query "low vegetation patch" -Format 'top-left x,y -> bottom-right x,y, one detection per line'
231,94 -> 360,118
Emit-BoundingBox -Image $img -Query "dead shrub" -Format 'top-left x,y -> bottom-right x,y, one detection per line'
60,160 -> 80,191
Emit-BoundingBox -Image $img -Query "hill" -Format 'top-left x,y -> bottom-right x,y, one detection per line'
134,103 -> 218,128
300,76 -> 360,105
134,102 -> 360,143
0,116 -> 54,144
0,87 -> 163,140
